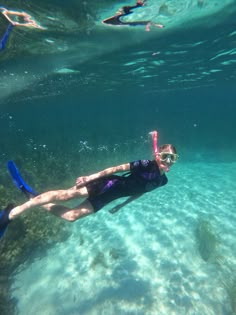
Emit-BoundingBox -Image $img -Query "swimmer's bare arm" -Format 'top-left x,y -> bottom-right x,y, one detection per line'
76,163 -> 130,188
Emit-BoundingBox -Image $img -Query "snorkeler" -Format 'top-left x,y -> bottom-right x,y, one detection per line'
0,6 -> 45,50
102,1 -> 164,31
0,7 -> 44,29
0,131 -> 179,238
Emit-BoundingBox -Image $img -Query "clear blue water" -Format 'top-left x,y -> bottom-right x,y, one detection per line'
0,1 -> 236,314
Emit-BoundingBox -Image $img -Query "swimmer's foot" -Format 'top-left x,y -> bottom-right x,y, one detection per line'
0,204 -> 14,238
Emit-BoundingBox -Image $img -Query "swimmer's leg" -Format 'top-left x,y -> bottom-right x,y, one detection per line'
43,199 -> 95,221
9,186 -> 89,220
7,160 -> 90,220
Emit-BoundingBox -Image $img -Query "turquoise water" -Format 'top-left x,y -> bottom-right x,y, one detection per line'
1,1 -> 236,314
10,163 -> 236,314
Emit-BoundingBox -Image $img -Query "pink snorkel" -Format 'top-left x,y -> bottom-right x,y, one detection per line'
149,130 -> 169,172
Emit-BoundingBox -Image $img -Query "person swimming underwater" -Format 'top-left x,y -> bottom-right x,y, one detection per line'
0,130 -> 179,238
102,0 -> 164,31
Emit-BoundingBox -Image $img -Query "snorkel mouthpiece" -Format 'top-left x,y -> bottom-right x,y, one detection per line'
149,130 -> 169,172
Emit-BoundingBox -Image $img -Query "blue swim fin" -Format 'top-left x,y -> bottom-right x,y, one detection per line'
0,204 -> 14,238
0,23 -> 14,50
7,160 -> 38,198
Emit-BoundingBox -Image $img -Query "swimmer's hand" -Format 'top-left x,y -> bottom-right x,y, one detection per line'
76,176 -> 90,188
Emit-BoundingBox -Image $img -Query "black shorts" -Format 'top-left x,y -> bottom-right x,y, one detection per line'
86,176 -> 126,212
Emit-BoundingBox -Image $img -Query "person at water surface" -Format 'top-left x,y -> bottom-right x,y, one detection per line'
0,6 -> 45,50
102,0 -> 164,31
0,131 -> 179,238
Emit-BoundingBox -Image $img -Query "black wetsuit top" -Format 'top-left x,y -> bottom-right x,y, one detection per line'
86,160 -> 168,212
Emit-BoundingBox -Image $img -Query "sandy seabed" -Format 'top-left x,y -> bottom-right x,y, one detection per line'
11,162 -> 236,315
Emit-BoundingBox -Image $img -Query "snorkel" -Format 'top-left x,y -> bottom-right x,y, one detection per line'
149,130 -> 170,172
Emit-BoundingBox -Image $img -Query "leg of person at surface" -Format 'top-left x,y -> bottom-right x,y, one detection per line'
145,22 -> 164,32
0,7 -> 45,29
0,6 -> 45,50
